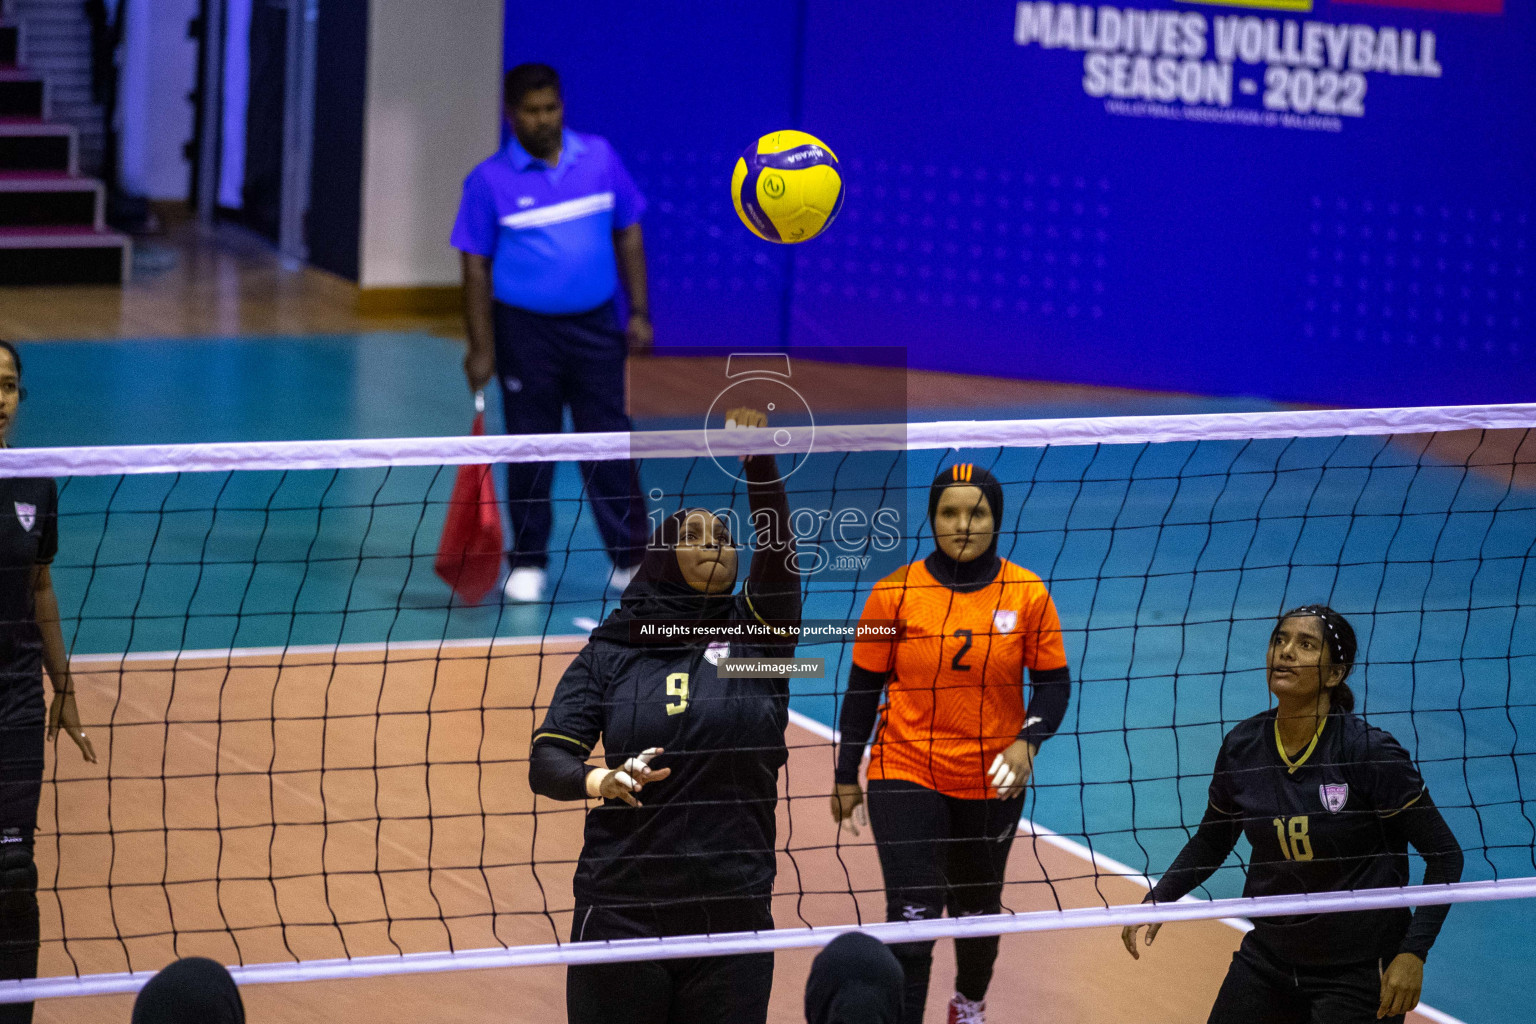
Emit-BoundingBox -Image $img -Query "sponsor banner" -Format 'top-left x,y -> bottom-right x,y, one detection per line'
1012,0 -> 1486,132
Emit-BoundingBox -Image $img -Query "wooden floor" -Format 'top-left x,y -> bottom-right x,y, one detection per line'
0,219 -> 463,342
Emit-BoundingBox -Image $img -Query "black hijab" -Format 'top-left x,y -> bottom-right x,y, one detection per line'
924,462 -> 1004,593
131,957 -> 245,1024
805,931 -> 905,1024
590,507 -> 739,646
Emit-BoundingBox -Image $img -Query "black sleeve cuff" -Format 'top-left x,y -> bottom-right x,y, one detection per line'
529,738 -> 592,801
835,665 -> 888,784
1019,665 -> 1072,746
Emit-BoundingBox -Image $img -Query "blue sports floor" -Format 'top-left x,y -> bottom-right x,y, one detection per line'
18,335 -> 1535,1022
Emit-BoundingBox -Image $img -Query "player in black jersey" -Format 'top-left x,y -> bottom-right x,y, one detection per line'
0,341 -> 95,1024
1121,605 -> 1464,1023
529,406 -> 799,1024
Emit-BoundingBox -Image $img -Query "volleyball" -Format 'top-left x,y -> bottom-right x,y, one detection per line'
730,130 -> 844,244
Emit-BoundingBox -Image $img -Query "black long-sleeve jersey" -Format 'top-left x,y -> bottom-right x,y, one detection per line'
0,476 -> 56,685
534,592 -> 796,909
530,458 -> 800,911
1148,706 -> 1464,967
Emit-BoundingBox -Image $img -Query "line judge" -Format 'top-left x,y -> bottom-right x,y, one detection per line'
452,62 -> 651,603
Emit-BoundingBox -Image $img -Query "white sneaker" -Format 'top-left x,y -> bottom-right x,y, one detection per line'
947,993 -> 986,1024
609,564 -> 639,593
503,567 -> 547,603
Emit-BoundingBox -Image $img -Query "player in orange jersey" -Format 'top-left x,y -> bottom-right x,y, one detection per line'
830,463 -> 1072,1024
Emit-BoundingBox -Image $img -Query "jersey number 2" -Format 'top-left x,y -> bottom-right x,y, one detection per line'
1272,815 -> 1313,861
951,629 -> 974,671
666,672 -> 690,716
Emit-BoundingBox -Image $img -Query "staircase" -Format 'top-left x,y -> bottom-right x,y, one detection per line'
0,0 -> 129,285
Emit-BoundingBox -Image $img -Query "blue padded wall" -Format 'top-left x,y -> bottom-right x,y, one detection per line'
504,0 -> 1533,404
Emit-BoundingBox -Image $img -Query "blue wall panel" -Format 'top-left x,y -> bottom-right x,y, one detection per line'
506,0 -> 1534,405
791,1 -> 1534,404
503,1 -> 801,353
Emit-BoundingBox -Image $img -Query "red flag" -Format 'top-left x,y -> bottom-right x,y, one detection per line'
434,407 -> 503,603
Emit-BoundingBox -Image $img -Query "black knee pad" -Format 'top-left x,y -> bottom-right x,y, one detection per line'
888,898 -> 939,977
0,834 -> 36,920
0,830 -> 37,986
948,885 -> 1005,919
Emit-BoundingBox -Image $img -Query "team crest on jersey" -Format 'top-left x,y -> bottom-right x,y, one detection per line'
704,641 -> 730,666
1320,783 -> 1349,813
993,609 -> 1017,633
13,502 -> 34,531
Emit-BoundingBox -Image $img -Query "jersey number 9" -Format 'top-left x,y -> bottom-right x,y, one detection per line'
666,672 -> 690,716
1272,815 -> 1313,862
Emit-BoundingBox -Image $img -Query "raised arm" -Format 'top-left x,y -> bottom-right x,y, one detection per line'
529,741 -> 669,807
742,438 -> 800,636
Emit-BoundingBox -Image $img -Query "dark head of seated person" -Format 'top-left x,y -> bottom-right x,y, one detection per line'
131,956 -> 244,1024
805,931 -> 904,1024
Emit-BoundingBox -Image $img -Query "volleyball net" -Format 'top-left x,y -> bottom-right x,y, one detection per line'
0,401 -> 1533,1002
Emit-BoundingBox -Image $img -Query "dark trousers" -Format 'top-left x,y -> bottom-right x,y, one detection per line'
492,301 -> 647,570
566,898 -> 774,1024
0,683 -> 42,1024
866,779 -> 1025,1023
1209,934 -> 1404,1024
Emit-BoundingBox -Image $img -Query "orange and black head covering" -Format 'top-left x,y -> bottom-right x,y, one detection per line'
925,463 -> 1004,592
927,462 -> 1004,531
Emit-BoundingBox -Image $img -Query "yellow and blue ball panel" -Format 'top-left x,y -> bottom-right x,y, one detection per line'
731,130 -> 844,244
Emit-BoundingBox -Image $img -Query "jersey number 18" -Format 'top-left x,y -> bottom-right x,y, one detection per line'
1272,815 -> 1313,861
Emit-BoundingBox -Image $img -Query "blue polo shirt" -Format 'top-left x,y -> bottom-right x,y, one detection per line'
451,129 -> 646,315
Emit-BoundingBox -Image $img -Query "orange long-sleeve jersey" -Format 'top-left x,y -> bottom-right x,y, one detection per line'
850,558 -> 1068,798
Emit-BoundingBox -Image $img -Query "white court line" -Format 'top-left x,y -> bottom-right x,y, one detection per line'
32,647 -> 1477,1021
789,712 -> 1253,923
68,634 -> 591,665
